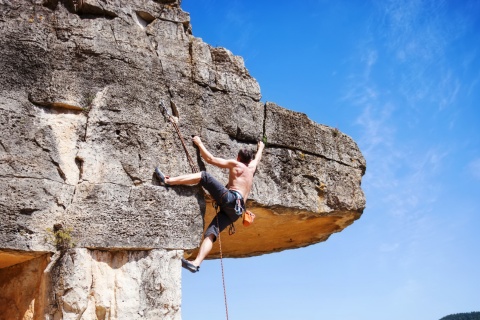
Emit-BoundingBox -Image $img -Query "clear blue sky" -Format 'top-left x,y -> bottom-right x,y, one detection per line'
180,1 -> 480,319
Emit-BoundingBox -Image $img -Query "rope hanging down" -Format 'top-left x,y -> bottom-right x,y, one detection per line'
159,100 -> 230,320
213,202 -> 230,320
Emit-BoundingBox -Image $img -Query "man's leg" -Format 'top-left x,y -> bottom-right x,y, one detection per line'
185,210 -> 234,269
159,170 -> 227,200
165,172 -> 201,185
191,234 -> 215,267
158,170 -> 230,272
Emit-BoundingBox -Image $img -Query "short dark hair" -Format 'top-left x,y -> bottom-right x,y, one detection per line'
238,148 -> 255,165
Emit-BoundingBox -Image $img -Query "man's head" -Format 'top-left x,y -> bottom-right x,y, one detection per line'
237,148 -> 255,165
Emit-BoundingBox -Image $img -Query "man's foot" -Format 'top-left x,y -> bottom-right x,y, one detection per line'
181,258 -> 199,273
155,167 -> 169,186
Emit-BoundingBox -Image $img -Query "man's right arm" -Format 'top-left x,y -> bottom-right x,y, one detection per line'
193,136 -> 237,169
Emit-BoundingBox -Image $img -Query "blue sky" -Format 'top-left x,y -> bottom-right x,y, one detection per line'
180,1 -> 480,319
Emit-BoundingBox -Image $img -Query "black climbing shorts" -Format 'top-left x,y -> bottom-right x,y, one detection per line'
200,171 -> 244,242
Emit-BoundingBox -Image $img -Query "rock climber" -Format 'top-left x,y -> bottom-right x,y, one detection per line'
155,136 -> 265,273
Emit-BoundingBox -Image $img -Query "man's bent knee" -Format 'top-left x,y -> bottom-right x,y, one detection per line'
204,225 -> 219,243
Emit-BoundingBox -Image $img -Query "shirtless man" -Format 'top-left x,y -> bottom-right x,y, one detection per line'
155,136 -> 265,273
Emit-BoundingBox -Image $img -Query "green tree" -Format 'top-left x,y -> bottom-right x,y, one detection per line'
440,312 -> 480,320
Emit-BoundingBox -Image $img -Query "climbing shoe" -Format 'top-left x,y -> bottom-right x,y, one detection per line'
181,258 -> 199,273
155,167 -> 169,186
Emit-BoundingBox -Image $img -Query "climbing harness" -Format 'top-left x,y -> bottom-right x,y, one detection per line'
159,100 -> 199,173
160,100 -> 230,320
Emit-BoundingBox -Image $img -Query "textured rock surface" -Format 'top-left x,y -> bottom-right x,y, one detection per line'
50,249 -> 182,320
0,254 -> 50,320
0,0 -> 366,319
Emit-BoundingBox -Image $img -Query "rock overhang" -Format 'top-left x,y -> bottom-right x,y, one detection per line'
0,0 -> 365,261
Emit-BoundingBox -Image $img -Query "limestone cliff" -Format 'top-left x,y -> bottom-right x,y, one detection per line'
0,0 -> 366,319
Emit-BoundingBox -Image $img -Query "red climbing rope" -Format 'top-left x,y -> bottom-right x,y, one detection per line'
214,202 -> 230,320
160,100 -> 199,173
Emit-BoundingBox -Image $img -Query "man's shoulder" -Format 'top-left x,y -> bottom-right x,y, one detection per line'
230,161 -> 250,172
225,159 -> 240,169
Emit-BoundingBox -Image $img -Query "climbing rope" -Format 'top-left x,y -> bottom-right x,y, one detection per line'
159,100 -> 199,173
213,202 -> 230,320
160,100 -> 230,320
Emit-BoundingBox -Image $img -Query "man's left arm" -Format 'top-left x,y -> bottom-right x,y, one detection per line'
249,141 -> 265,168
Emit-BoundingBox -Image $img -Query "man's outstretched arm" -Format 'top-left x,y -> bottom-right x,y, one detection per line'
192,136 -> 236,169
250,141 -> 265,168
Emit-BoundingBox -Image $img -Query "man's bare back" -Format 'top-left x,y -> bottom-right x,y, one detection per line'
227,161 -> 257,201
191,135 -> 264,202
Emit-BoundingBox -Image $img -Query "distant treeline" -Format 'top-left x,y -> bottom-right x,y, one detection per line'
440,312 -> 480,320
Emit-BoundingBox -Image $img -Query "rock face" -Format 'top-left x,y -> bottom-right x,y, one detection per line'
0,250 -> 181,320
52,249 -> 182,320
0,254 -> 50,320
0,0 -> 366,319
